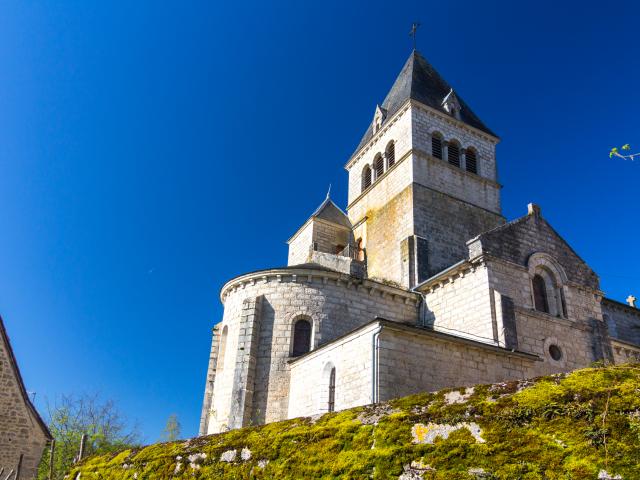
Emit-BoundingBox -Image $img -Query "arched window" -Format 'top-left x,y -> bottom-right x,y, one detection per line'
217,325 -> 229,372
465,148 -> 478,174
356,238 -> 365,262
386,141 -> 396,168
361,165 -> 372,192
532,274 -> 549,314
328,367 -> 336,412
448,140 -> 460,168
431,133 -> 443,159
291,319 -> 312,357
373,154 -> 384,179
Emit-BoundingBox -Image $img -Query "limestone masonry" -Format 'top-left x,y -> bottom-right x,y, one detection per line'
0,315 -> 52,478
199,50 -> 640,435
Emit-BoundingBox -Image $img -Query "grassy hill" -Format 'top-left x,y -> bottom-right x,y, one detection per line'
69,364 -> 640,479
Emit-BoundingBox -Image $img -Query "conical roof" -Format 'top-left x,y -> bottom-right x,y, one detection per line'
355,50 -> 496,154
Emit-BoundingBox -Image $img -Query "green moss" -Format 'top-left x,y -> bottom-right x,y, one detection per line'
68,364 -> 640,480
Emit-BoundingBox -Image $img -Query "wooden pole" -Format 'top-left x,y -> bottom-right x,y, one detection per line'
77,434 -> 87,462
48,440 -> 56,480
15,454 -> 23,480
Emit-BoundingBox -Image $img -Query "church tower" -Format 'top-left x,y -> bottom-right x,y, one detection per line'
345,50 -> 505,288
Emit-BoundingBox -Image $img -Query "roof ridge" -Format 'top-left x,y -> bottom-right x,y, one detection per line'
470,214 -> 530,242
0,315 -> 52,440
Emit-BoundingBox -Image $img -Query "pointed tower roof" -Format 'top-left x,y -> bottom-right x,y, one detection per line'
310,196 -> 352,229
287,194 -> 352,244
355,50 -> 497,154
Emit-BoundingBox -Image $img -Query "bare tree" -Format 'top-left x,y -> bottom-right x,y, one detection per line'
37,394 -> 139,480
160,413 -> 182,442
610,144 -> 639,161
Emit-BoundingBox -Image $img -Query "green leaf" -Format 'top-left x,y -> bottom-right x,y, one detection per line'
622,144 -> 631,151
610,147 -> 618,158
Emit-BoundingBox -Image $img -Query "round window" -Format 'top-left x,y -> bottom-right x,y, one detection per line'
548,344 -> 563,361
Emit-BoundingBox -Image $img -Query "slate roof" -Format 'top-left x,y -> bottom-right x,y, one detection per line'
354,50 -> 497,155
0,314 -> 52,440
310,196 -> 352,229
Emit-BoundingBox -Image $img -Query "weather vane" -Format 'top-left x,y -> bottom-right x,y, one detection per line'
409,22 -> 421,50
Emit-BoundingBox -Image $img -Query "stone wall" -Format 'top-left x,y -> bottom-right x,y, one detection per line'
513,309 -> 608,377
377,324 -> 537,401
345,103 -> 505,286
355,185 -> 414,286
418,247 -> 612,380
0,322 -> 50,479
313,220 -> 351,255
602,299 -> 640,346
413,152 -> 501,216
204,267 -> 419,434
346,105 -> 413,206
287,222 -> 314,266
288,219 -> 352,267
421,263 -> 496,343
411,103 -> 498,185
469,211 -> 600,291
610,339 -> 640,364
288,323 -> 379,418
198,324 -> 221,435
412,184 -> 504,276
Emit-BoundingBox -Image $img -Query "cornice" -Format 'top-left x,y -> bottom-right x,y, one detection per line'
346,98 -> 500,170
412,148 -> 502,189
413,258 -> 483,294
345,102 -> 411,169
220,267 -> 420,305
345,149 -> 411,211
410,100 -> 500,144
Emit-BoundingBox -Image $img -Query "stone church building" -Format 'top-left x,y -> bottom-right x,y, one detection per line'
199,50 -> 640,435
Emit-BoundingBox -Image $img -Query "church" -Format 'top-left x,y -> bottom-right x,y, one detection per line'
199,49 -> 640,435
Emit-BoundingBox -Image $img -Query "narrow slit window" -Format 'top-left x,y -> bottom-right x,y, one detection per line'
386,141 -> 395,168
374,154 -> 384,179
432,135 -> 443,159
465,149 -> 478,174
328,367 -> 336,412
448,142 -> 460,167
362,165 -> 372,192
217,325 -> 228,372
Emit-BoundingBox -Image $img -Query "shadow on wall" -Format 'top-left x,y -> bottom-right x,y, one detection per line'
251,299 -> 275,426
589,317 -> 614,364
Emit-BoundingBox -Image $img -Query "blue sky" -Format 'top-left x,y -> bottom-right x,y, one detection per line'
1,0 -> 638,441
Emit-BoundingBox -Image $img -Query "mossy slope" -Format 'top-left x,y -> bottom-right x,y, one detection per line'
70,364 -> 640,479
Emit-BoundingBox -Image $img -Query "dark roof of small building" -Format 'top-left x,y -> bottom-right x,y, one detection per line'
310,196 -> 352,229
0,314 -> 52,440
355,50 -> 497,155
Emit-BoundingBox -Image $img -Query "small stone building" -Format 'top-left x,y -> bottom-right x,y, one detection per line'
199,49 -> 640,435
1,315 -> 52,478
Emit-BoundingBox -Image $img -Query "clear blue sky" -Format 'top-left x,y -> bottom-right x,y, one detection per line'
1,0 -> 638,442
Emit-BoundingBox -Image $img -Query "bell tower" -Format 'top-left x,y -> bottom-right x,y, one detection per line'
345,50 -> 505,288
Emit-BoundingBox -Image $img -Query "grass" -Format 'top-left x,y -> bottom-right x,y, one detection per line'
68,363 -> 640,479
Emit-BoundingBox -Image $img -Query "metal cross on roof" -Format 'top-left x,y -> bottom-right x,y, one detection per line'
409,22 -> 421,50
